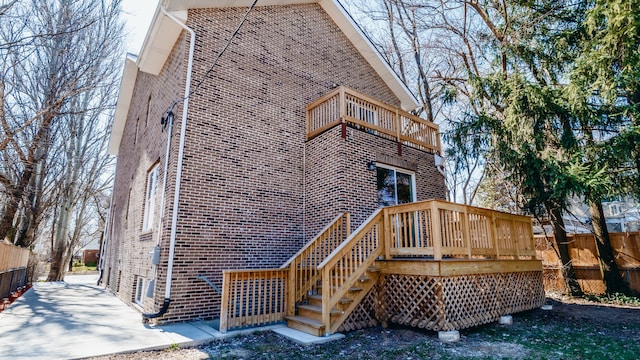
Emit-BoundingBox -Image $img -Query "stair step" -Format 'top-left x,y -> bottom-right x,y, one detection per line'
284,315 -> 325,337
367,266 -> 380,273
308,294 -> 352,308
297,304 -> 343,315
317,284 -> 363,292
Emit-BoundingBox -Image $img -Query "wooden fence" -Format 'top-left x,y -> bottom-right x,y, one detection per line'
306,86 -> 441,154
535,232 -> 640,293
0,242 -> 30,299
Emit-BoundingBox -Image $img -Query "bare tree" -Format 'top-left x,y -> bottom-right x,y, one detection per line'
353,0 -> 486,204
1,0 -> 123,280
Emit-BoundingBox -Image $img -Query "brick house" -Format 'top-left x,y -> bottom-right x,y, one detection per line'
103,0 -> 543,335
102,0 -> 446,324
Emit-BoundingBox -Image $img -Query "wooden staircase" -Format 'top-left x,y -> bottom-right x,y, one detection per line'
285,266 -> 380,336
282,209 -> 385,336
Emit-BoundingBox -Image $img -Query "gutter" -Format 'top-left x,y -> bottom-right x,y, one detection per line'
143,6 -> 195,320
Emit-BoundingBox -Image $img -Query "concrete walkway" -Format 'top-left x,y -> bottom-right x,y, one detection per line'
0,275 -> 218,359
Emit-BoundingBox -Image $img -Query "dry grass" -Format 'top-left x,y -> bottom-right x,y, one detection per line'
91,296 -> 640,360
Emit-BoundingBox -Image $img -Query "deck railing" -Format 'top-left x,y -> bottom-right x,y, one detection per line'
306,86 -> 441,154
219,269 -> 288,332
219,213 -> 350,333
219,200 -> 534,334
384,200 -> 535,260
281,213 -> 350,316
317,200 -> 534,334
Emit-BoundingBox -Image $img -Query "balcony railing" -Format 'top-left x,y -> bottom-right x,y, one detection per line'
306,86 -> 441,154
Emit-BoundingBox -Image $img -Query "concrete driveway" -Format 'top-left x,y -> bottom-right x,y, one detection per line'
0,275 -> 217,359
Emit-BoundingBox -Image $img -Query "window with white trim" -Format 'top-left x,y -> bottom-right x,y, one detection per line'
376,164 -> 416,206
143,164 -> 159,231
134,276 -> 147,306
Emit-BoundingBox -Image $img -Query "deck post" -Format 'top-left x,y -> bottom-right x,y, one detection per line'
306,105 -> 311,136
383,207 -> 391,259
339,86 -> 346,118
491,212 -> 500,258
286,261 -> 296,317
463,206 -> 472,259
345,212 -> 351,238
431,202 -> 442,260
395,109 -> 400,143
321,267 -> 331,336
219,271 -> 230,333
511,217 -> 519,259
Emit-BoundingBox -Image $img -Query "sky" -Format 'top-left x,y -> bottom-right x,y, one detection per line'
121,0 -> 157,54
118,1 -> 364,55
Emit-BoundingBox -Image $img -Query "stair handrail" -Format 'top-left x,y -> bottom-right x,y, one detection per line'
282,212 -> 350,316
280,212 -> 350,269
317,209 -> 385,335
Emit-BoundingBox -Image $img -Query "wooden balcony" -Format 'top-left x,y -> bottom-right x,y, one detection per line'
219,200 -> 544,336
306,86 -> 441,154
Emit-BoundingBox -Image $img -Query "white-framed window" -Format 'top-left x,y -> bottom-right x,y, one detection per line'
609,204 -> 622,216
143,164 -> 159,231
376,164 -> 416,207
135,276 -> 147,306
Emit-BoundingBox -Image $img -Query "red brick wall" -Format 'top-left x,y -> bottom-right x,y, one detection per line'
82,250 -> 100,265
304,126 -> 446,238
105,4 -> 445,323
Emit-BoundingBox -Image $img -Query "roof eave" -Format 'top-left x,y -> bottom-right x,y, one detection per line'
147,0 -> 419,110
137,4 -> 187,75
108,55 -> 138,156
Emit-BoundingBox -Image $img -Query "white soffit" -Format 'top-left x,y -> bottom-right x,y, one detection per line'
137,2 -> 187,75
109,54 -> 138,155
153,0 -> 419,110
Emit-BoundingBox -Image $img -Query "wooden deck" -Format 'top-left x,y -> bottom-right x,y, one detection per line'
306,86 -> 441,154
219,200 -> 544,336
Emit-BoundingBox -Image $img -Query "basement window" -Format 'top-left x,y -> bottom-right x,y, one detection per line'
135,277 -> 147,306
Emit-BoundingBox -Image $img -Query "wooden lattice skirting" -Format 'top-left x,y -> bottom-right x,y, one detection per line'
338,271 -> 545,332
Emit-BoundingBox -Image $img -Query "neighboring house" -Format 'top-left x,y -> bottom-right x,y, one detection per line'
565,197 -> 640,233
102,0 -> 447,324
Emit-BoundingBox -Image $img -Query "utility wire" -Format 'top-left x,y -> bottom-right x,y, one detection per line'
163,0 -> 259,121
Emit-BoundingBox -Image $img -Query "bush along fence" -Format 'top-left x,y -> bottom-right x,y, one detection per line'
0,242 -> 30,301
535,232 -> 640,294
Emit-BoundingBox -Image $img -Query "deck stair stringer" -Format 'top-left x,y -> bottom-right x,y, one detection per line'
321,265 -> 381,335
315,209 -> 385,336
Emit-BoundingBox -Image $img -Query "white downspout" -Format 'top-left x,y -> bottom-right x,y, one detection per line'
143,6 -> 195,319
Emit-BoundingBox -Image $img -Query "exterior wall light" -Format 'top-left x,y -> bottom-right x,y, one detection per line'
367,161 -> 376,171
